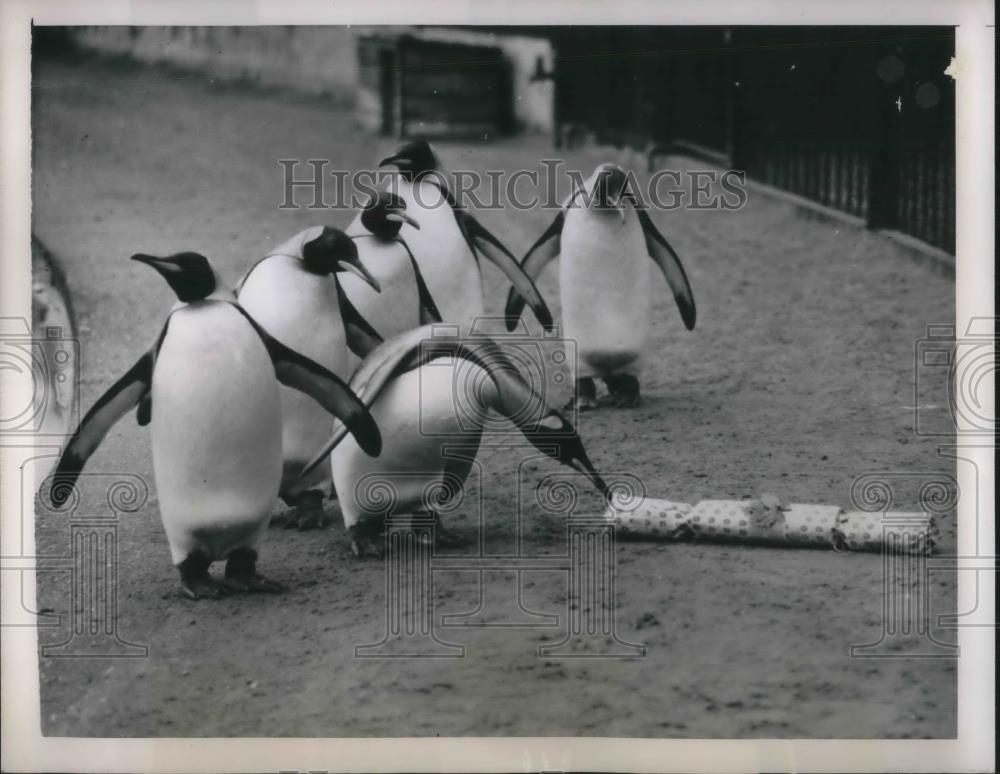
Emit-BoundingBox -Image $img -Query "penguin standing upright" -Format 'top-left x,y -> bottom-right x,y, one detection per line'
236,226 -> 383,528
505,163 -> 696,409
341,190 -> 442,344
47,252 -> 380,598
368,139 -> 554,333
297,325 -> 608,557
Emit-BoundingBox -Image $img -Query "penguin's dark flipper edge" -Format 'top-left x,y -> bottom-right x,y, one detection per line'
503,210 -> 563,331
336,282 -> 384,358
234,305 -> 382,458
453,210 -> 555,332
397,237 -> 443,325
48,348 -> 155,507
636,209 -> 696,330
136,393 -> 153,426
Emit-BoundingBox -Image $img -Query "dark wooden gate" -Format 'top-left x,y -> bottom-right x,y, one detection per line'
550,27 -> 955,253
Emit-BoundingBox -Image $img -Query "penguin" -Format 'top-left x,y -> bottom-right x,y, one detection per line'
370,139 -> 554,333
236,226 -> 383,529
505,163 -> 696,409
47,252 -> 381,599
296,325 -> 608,558
341,190 -> 443,345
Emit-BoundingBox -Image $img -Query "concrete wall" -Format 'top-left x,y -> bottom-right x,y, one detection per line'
69,26 -> 555,133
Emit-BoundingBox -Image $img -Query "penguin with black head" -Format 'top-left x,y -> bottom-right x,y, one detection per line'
47,251 -> 381,598
237,226 -> 384,529
341,190 -> 443,344
368,139 -> 554,334
297,325 -> 609,558
505,163 -> 696,409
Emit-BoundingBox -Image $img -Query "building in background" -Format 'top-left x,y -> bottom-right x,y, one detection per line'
63,25 -> 954,254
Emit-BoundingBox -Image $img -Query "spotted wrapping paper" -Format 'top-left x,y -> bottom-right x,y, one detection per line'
601,496 -> 937,555
833,511 -> 938,554
604,497 -> 694,539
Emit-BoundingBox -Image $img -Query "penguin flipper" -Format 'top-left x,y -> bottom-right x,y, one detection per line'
636,209 -> 697,330
397,237 -> 443,325
336,282 -> 385,358
133,319 -> 172,427
298,326 -> 436,477
234,305 -> 382,457
48,350 -> 154,507
454,209 -> 555,332
136,394 -> 153,426
503,210 -> 563,331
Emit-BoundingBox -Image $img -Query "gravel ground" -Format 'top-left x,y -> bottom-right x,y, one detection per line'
32,51 -> 957,738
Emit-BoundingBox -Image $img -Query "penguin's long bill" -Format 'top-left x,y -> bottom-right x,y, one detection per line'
348,191 -> 443,333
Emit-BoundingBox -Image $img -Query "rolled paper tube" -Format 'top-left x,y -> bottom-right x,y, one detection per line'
603,496 -> 694,539
684,501 -> 846,546
833,511 -> 938,555
602,497 -> 938,555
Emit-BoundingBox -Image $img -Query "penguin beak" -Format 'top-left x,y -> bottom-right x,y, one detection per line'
378,153 -> 406,169
337,257 -> 381,292
131,253 -> 180,278
567,454 -> 610,500
385,211 -> 420,229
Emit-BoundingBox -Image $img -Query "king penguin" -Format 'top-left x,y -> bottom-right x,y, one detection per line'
296,325 -> 608,557
47,252 -> 381,599
341,190 -> 443,345
368,139 -> 553,333
505,163 -> 696,409
236,226 -> 383,529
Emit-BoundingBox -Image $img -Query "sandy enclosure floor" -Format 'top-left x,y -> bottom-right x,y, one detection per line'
32,52 -> 957,738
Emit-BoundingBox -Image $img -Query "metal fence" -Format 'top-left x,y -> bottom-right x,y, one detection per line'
549,27 -> 955,253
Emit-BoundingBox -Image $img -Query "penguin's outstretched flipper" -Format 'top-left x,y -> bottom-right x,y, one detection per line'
298,326 -> 607,501
336,282 -> 385,358
298,326 -> 443,477
234,305 -> 382,458
397,237 -> 443,325
453,209 -> 555,333
503,209 -> 564,331
636,209 -> 696,330
48,350 -> 155,507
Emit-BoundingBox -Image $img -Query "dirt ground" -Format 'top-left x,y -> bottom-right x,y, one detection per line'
32,51 -> 957,738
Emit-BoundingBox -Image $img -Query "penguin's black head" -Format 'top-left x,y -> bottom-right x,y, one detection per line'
131,252 -> 216,302
360,191 -> 421,239
378,139 -> 440,180
523,410 -> 609,500
301,227 -> 381,291
593,163 -> 631,216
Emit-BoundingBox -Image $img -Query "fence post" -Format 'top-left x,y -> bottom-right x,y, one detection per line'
868,47 -> 903,229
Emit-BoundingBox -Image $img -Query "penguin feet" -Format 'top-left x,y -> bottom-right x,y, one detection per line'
177,551 -> 231,600
223,548 -> 285,594
564,378 -> 599,412
418,511 -> 464,549
276,490 -> 329,531
348,521 -> 386,560
603,374 -> 641,408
